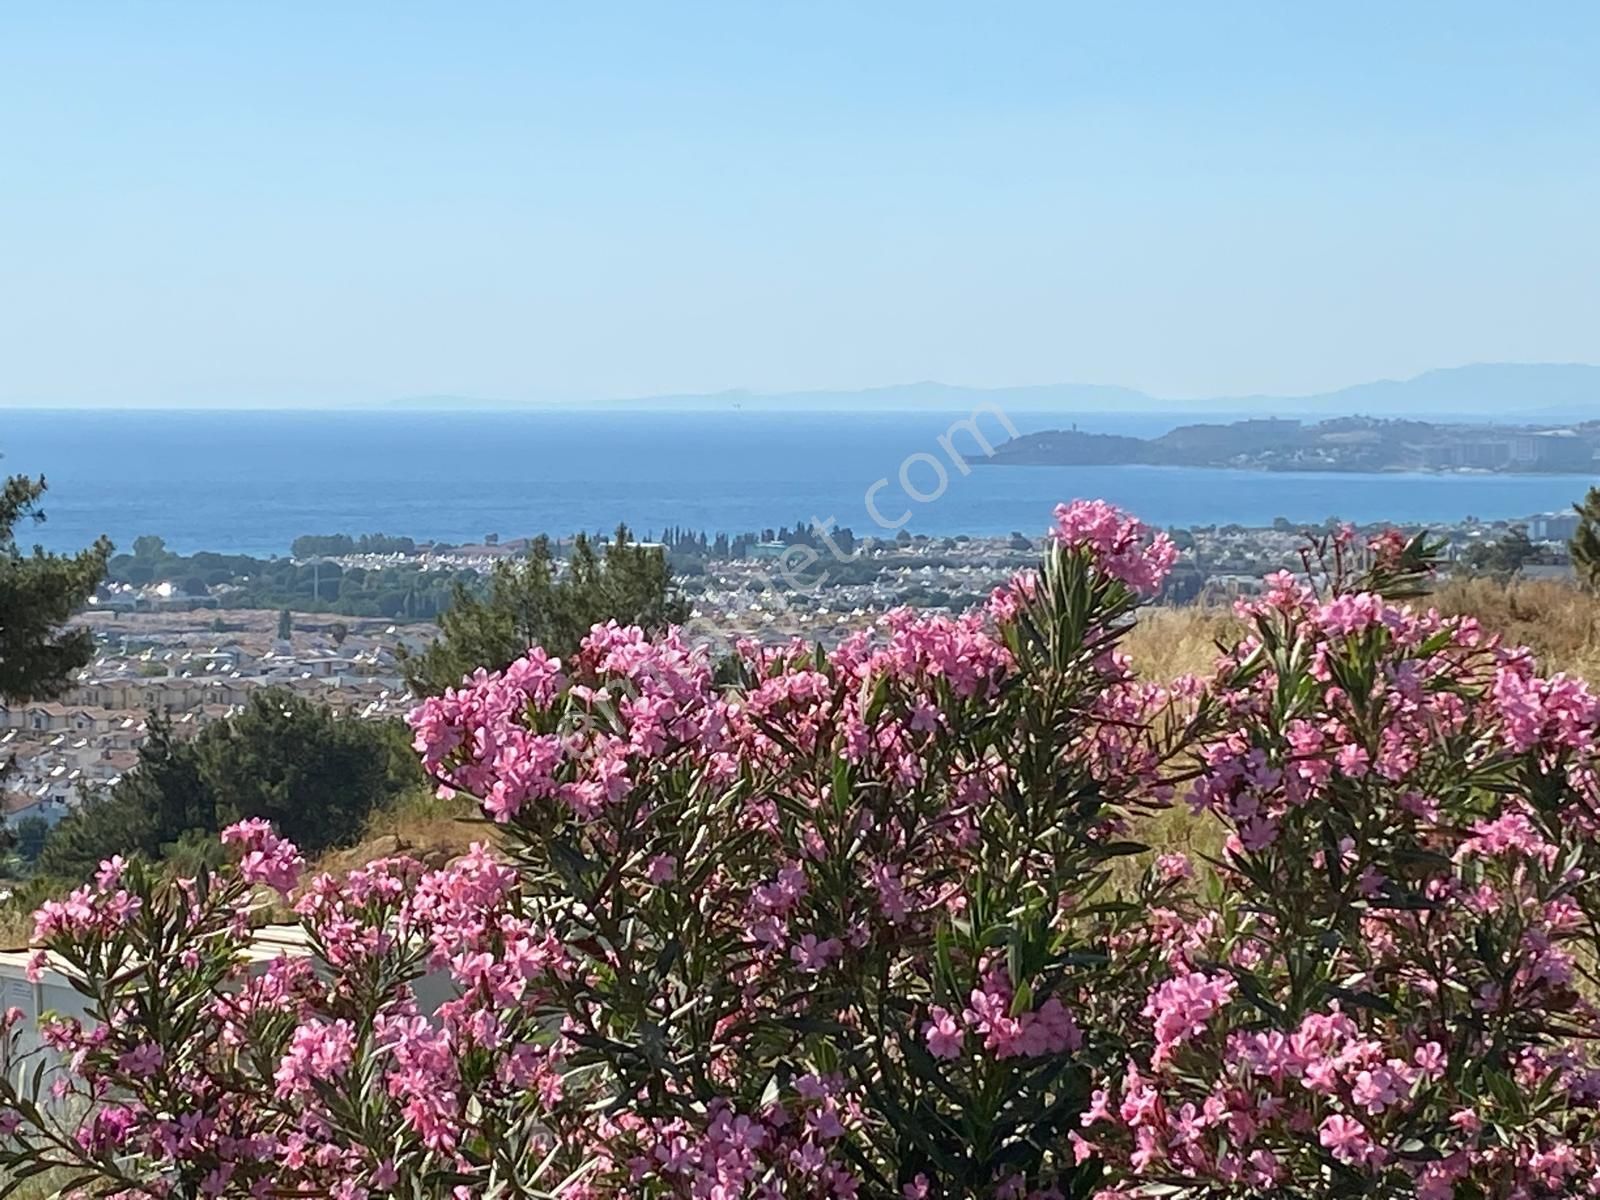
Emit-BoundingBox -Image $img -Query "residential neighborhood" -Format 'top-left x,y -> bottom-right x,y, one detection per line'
0,608 -> 425,830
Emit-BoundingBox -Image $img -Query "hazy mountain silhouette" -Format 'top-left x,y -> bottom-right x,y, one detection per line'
391,363 -> 1600,419
1209,363 -> 1600,419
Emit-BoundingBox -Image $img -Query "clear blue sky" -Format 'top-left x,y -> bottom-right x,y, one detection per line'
2,2 -> 1596,408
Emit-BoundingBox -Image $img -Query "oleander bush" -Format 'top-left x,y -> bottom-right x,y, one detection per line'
1088,563 -> 1600,1197
5,503 -> 1600,1200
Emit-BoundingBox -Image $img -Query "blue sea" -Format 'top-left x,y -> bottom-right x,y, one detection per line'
3,408 -> 1595,557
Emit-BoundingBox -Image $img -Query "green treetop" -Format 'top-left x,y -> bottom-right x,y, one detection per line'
0,474 -> 111,703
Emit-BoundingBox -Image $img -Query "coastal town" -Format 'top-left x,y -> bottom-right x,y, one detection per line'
3,505 -> 1584,836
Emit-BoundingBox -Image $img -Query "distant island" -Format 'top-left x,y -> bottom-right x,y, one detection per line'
984,416 -> 1600,474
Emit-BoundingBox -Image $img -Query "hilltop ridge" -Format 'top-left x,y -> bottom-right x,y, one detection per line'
985,414 -> 1600,473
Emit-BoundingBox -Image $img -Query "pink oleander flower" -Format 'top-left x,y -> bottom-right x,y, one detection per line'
924,1007 -> 964,1059
790,933 -> 843,972
1457,810 -> 1558,868
274,1018 -> 357,1097
1143,970 -> 1236,1067
116,1043 -> 164,1078
1318,1113 -> 1380,1167
221,817 -> 305,894
1155,852 -> 1194,882
1049,499 -> 1178,596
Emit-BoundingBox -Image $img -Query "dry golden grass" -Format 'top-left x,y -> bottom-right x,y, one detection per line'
0,1168 -> 71,1198
0,898 -> 36,949
307,787 -> 490,878
1121,605 -> 1243,682
1113,607 -> 1236,878
1430,577 -> 1600,681
1126,580 -> 1600,685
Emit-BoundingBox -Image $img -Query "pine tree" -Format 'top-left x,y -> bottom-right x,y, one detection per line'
1572,487 -> 1600,592
0,474 -> 111,703
401,526 -> 689,695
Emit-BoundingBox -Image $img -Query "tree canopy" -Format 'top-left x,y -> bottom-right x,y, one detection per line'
0,474 -> 110,703
1572,487 -> 1600,592
401,525 -> 688,695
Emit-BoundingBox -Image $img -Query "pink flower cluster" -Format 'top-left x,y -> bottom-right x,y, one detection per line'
11,836 -> 594,1196
1049,499 -> 1179,596
596,1077 -> 863,1198
412,628 -> 732,823
1143,970 -> 1236,1068
925,970 -> 1084,1062
221,816 -> 306,894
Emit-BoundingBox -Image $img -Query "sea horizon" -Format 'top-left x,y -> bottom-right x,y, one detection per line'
6,407 -> 1596,558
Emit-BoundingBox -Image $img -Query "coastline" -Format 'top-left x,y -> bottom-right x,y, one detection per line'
977,460 -> 1594,477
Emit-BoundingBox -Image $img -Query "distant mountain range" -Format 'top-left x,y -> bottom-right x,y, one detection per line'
392,363 -> 1600,420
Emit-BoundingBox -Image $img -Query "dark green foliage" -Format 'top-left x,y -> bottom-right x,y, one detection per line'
38,693 -> 424,879
0,475 -> 111,702
401,525 -> 689,695
1572,487 -> 1600,593
196,691 -> 421,847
